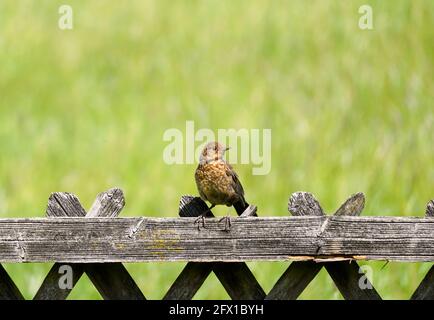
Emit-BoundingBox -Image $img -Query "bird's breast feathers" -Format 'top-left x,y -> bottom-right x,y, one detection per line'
195,162 -> 236,205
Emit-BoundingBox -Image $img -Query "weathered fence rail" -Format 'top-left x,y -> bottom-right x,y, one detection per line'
0,216 -> 433,263
0,188 -> 432,300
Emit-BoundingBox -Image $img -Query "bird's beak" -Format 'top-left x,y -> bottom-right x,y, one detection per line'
225,147 -> 231,151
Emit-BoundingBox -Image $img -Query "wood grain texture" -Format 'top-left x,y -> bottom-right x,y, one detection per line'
1,189 -> 433,300
84,189 -> 144,300
0,215 -> 433,263
165,195 -> 265,300
426,200 -> 434,217
163,196 -> 214,300
266,192 -> 325,300
326,192 -> 380,300
46,192 -> 87,217
267,192 -> 380,300
35,192 -> 89,299
410,204 -> 434,300
87,188 -> 125,218
35,189 -> 145,300
334,193 -> 365,216
288,191 -> 324,216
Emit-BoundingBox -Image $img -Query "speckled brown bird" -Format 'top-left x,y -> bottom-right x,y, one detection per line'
195,141 -> 249,230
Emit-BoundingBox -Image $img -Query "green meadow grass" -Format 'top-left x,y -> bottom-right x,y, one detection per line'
0,0 -> 433,299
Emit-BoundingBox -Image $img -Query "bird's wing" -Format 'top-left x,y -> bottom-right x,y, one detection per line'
225,163 -> 245,197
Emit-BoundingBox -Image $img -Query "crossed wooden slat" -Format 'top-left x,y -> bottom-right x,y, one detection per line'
33,188 -> 145,300
266,192 -> 381,300
410,200 -> 434,300
167,193 -> 434,300
0,264 -> 24,299
0,189 -> 433,300
266,193 -> 434,300
164,195 -> 266,300
166,193 -> 381,300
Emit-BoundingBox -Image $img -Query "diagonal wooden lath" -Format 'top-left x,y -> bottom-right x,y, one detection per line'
267,192 -> 381,300
0,188 -> 432,300
410,199 -> 434,300
164,195 -> 265,300
33,188 -> 145,300
0,264 -> 24,300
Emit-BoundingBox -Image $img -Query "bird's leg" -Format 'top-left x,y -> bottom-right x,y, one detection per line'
194,204 -> 215,231
219,215 -> 231,232
194,215 -> 206,231
219,210 -> 232,231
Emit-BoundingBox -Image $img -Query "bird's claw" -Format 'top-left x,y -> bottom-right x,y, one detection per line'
219,215 -> 231,232
194,215 -> 206,231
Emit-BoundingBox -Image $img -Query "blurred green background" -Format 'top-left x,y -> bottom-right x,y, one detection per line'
0,0 -> 433,299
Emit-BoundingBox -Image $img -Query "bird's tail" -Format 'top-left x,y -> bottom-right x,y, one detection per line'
233,196 -> 249,216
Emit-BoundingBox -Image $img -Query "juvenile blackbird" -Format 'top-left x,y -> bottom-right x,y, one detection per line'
195,141 -> 249,230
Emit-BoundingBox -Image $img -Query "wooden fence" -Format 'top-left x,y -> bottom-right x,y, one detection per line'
0,188 -> 433,300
